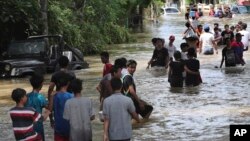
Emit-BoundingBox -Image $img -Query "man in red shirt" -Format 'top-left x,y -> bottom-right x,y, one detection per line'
100,51 -> 112,77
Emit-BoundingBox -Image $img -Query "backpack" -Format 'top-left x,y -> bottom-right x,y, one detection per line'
226,49 -> 236,65
121,73 -> 133,96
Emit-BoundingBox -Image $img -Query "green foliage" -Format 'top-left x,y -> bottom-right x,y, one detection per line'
152,0 -> 165,17
0,0 -> 155,54
102,23 -> 132,44
48,2 -> 82,46
0,0 -> 40,40
185,0 -> 192,5
79,23 -> 105,54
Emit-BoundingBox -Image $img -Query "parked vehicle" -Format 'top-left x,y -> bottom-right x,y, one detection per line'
161,7 -> 181,15
0,35 -> 89,78
230,5 -> 248,14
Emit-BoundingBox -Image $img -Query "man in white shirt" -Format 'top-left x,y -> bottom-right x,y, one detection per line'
189,17 -> 199,30
214,27 -> 222,46
199,24 -> 217,55
239,23 -> 250,51
165,35 -> 176,59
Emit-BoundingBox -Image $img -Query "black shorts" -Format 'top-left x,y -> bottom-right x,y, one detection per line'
133,99 -> 153,118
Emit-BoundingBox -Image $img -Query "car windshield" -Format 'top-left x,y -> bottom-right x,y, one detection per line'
7,39 -> 45,56
238,6 -> 248,13
165,8 -> 179,13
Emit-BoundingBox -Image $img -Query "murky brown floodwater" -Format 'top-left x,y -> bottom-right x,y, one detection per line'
1,14 -> 250,141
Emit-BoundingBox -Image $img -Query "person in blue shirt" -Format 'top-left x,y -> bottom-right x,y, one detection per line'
52,72 -> 74,141
25,74 -> 48,141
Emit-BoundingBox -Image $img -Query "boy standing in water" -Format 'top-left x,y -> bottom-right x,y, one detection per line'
103,78 -> 140,141
25,74 -> 48,141
96,51 -> 113,93
123,60 -> 153,119
168,51 -> 185,87
52,74 -> 74,141
10,88 -> 50,141
220,39 -> 236,68
185,48 -> 202,86
100,51 -> 112,77
63,79 -> 95,141
180,43 -> 189,60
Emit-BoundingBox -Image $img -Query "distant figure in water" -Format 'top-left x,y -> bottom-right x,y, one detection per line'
165,35 -> 177,61
183,22 -> 198,57
199,24 -> 217,55
198,8 -> 203,17
231,33 -> 245,65
239,23 -> 250,51
185,8 -> 190,20
180,43 -> 189,60
209,7 -> 215,16
221,24 -> 234,45
220,39 -> 236,68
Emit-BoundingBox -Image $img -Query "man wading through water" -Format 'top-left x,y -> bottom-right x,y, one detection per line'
123,60 -> 153,119
147,38 -> 169,68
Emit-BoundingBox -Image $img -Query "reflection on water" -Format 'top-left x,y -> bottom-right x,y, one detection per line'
1,15 -> 250,141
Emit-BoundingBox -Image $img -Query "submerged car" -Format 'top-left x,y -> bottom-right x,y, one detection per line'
0,35 -> 89,77
161,7 -> 181,15
230,5 -> 248,14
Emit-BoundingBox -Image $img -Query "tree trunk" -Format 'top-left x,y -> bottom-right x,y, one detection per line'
151,4 -> 154,21
40,0 -> 48,35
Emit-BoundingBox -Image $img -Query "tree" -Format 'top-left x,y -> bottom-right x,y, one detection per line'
0,0 -> 40,52
0,0 -> 159,54
40,0 -> 48,35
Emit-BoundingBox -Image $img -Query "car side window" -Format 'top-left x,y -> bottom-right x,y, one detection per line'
165,8 -> 172,13
172,9 -> 178,13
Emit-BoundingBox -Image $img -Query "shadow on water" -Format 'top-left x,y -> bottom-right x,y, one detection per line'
1,14 -> 250,141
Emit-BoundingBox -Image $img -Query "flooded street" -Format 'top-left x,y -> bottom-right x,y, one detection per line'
1,14 -> 250,141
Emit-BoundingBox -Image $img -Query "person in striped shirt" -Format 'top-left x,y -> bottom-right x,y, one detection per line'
9,88 -> 50,141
